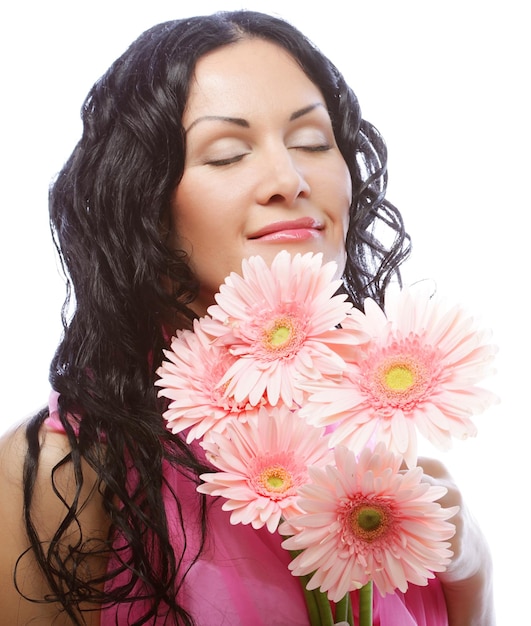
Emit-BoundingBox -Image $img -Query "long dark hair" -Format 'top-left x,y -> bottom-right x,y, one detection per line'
20,10 -> 410,625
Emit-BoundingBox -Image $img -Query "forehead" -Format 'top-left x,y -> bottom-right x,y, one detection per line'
183,38 -> 325,125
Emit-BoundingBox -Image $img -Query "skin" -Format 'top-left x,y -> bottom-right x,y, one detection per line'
0,38 -> 495,625
171,39 -> 351,317
0,423 -> 106,625
420,458 -> 495,626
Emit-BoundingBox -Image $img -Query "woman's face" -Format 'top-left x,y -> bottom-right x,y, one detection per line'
170,38 -> 352,316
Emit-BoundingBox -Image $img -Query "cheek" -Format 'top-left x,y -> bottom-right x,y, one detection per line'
344,162 -> 353,210
331,162 -> 352,233
330,164 -> 352,276
169,174 -> 212,253
169,176 -> 238,288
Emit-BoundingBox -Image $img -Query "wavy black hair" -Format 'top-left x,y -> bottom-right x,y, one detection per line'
20,10 -> 410,625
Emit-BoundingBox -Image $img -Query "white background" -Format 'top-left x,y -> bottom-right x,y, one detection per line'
1,1 -> 528,622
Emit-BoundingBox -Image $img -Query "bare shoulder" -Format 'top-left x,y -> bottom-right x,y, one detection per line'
0,421 -> 106,625
0,422 -> 36,585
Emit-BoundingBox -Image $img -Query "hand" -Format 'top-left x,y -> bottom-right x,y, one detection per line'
417,457 -> 496,625
416,457 -> 464,570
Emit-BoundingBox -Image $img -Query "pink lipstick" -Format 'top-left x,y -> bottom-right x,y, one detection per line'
248,218 -> 323,242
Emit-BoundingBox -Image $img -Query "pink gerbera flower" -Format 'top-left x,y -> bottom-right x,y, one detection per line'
155,319 -> 265,442
199,251 -> 367,408
280,443 -> 457,601
299,285 -> 498,466
197,406 -> 333,533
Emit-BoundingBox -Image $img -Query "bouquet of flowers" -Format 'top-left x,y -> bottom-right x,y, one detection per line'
155,251 -> 497,625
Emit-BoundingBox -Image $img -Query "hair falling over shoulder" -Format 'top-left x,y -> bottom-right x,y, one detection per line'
19,10 -> 410,625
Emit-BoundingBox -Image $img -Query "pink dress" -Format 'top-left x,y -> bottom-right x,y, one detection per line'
45,396 -> 449,625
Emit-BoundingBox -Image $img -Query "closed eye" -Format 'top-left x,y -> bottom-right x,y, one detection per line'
206,154 -> 247,166
291,144 -> 332,152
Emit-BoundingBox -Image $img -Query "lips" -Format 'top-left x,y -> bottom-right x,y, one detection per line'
248,217 -> 324,240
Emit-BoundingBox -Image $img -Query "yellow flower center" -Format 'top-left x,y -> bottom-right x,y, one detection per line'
259,314 -> 305,359
249,452 -> 305,501
350,503 -> 390,542
357,507 -> 383,531
361,335 -> 442,411
384,364 -> 415,390
258,465 -> 293,494
270,324 -> 291,347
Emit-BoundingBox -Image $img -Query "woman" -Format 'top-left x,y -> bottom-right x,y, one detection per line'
0,10 -> 494,625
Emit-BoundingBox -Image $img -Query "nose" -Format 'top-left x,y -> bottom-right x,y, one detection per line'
255,146 -> 311,206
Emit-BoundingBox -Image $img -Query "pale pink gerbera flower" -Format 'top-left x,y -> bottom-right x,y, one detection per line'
200,251 -> 367,409
155,319 -> 266,442
197,406 -> 333,533
300,285 -> 498,466
280,443 -> 457,602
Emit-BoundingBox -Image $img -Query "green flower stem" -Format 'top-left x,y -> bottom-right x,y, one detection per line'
359,581 -> 373,626
295,572 -> 334,626
287,547 -> 334,626
313,587 -> 335,626
334,593 -> 354,625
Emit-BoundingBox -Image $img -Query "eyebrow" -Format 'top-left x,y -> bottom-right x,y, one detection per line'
185,102 -> 325,133
289,102 -> 325,121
